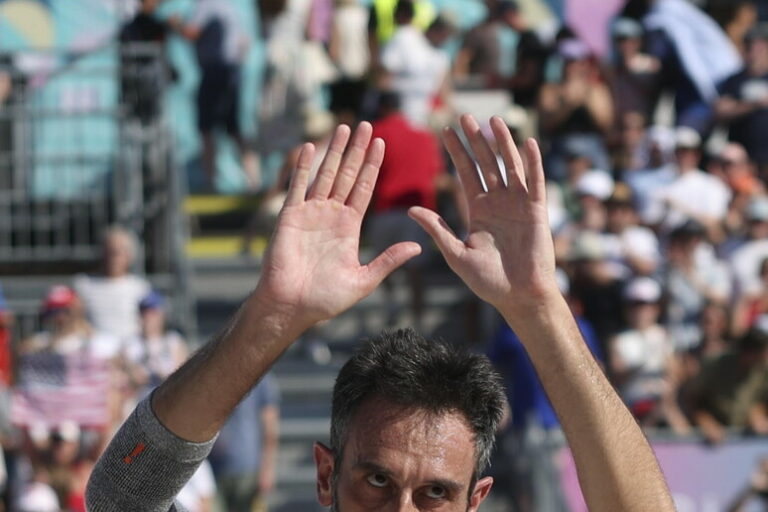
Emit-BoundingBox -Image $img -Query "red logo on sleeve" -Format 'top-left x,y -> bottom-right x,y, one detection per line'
123,443 -> 146,464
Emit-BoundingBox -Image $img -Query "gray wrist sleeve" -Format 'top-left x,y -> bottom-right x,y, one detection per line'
85,395 -> 216,512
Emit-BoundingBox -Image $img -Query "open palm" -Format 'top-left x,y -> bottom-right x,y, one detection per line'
256,123 -> 420,329
410,115 -> 559,316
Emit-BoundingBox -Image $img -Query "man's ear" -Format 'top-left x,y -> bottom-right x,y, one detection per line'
313,441 -> 335,507
468,476 -> 493,511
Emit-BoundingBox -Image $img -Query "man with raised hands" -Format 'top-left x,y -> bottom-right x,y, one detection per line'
86,116 -> 674,511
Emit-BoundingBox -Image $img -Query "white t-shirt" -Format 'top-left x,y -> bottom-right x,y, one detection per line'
613,325 -> 672,404
647,169 -> 731,229
333,5 -> 370,79
176,460 -> 216,512
73,274 -> 150,343
16,482 -> 59,512
123,332 -> 186,381
381,25 -> 449,126
25,330 -> 122,360
729,239 -> 768,296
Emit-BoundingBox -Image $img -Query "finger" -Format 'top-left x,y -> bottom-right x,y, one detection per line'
307,125 -> 351,200
408,206 -> 465,263
489,116 -> 526,192
524,138 -> 547,203
443,127 -> 484,201
330,122 -> 373,203
460,114 -> 503,190
346,138 -> 385,214
362,241 -> 422,291
284,143 -> 316,206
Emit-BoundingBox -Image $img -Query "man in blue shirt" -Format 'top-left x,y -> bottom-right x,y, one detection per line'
208,373 -> 279,511
488,276 -> 603,512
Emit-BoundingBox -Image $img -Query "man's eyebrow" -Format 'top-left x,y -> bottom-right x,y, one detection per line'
351,460 -> 394,476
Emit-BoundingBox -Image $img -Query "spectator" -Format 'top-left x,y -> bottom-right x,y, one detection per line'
454,0 -> 521,86
568,231 -> 627,346
645,127 -> 731,239
176,460 -> 216,512
170,0 -> 260,191
328,0 -> 371,125
643,0 -> 742,134
488,270 -> 602,512
368,92 -> 446,329
119,0 -> 173,125
121,292 -> 188,401
624,124 -> 677,221
609,18 -> 661,124
609,277 -> 689,433
612,111 -> 650,175
208,374 -> 279,512
723,1 -> 760,58
603,183 -> 661,277
717,23 -> 768,177
379,0 -> 450,127
734,257 -> 768,338
690,325 -> 768,444
538,38 -> 613,181
73,227 -> 150,350
719,143 -> 765,237
663,221 -> 731,351
729,197 -> 768,298
553,169 -> 613,263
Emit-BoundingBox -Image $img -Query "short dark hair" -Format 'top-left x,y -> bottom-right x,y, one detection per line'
330,329 -> 505,478
394,0 -> 415,23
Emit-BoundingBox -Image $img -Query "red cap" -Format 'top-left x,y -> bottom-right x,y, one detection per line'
42,286 -> 78,313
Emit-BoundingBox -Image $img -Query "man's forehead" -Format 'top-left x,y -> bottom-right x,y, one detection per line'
343,399 -> 477,474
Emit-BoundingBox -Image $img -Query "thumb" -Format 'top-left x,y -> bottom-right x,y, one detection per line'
363,241 -> 422,289
408,206 -> 464,264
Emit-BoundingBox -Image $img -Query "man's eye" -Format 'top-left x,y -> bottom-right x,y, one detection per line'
366,473 -> 389,488
425,485 -> 446,499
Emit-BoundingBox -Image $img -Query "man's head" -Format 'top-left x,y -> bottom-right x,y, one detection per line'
394,0 -> 416,26
314,329 -> 505,511
745,23 -> 768,74
102,226 -> 137,278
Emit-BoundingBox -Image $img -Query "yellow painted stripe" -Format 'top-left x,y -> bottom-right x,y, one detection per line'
186,236 -> 269,258
183,195 -> 262,215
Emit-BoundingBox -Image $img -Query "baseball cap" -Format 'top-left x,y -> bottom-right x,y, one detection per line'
558,39 -> 591,61
41,285 -> 78,314
613,18 -> 643,39
139,290 -> 166,312
623,277 -> 662,303
569,231 -> 607,261
674,126 -> 701,149
575,170 -> 614,200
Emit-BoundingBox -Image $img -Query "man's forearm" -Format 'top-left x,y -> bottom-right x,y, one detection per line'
501,294 -> 675,512
153,293 -> 305,443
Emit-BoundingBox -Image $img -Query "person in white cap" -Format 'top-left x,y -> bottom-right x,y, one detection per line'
609,277 -> 690,435
646,126 -> 731,238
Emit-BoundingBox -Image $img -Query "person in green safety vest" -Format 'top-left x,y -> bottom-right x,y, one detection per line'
367,0 -> 436,72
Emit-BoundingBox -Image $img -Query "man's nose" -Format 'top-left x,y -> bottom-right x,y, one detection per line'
389,492 -> 419,512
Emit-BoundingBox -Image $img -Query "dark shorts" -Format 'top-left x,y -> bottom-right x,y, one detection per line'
197,63 -> 241,135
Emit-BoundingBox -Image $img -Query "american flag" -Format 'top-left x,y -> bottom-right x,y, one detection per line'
11,351 -> 112,428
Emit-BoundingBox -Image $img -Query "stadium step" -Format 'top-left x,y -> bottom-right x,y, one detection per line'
183,193 -> 271,260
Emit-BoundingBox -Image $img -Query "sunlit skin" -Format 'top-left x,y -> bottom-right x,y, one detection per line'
314,400 -> 493,512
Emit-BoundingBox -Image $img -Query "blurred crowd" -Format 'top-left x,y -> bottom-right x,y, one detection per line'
4,0 -> 768,509
0,228 -> 280,512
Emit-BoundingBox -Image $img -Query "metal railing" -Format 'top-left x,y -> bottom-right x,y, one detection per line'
0,43 -> 195,341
